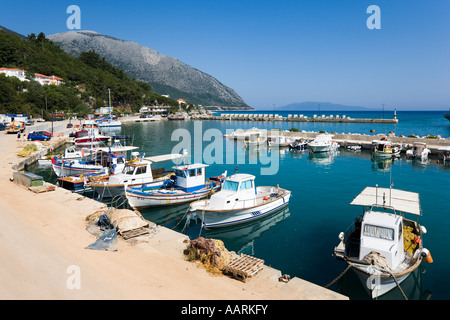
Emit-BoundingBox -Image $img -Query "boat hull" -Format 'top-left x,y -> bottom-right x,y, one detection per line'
52,162 -> 104,177
352,264 -> 413,299
91,179 -> 166,198
126,185 -> 217,209
195,191 -> 291,229
373,150 -> 400,158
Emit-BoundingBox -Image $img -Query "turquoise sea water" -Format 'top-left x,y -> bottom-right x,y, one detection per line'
30,111 -> 449,300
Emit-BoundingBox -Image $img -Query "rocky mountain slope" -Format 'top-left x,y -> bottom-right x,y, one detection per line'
47,31 -> 250,108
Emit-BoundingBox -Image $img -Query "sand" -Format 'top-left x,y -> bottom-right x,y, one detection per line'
0,122 -> 347,300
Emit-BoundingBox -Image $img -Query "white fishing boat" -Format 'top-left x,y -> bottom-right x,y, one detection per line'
372,138 -> 401,158
308,134 -> 339,153
96,117 -> 121,128
51,141 -> 138,178
38,145 -> 92,165
90,153 -> 183,198
189,173 -> 291,229
406,142 -> 431,161
73,122 -> 110,146
333,185 -> 432,299
125,164 -> 225,209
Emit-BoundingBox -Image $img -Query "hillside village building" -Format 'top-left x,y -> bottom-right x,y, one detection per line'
0,67 -> 64,86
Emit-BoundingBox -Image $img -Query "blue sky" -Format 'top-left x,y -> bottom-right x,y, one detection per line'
1,0 -> 449,110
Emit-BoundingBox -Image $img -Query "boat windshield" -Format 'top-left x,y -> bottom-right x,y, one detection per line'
363,224 -> 394,241
222,180 -> 239,192
124,165 -> 135,175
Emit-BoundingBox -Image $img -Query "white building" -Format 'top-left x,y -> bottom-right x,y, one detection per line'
0,68 -> 27,82
0,67 -> 64,86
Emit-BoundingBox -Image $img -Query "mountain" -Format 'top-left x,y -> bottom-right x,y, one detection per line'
271,101 -> 369,111
47,31 -> 250,109
0,25 -> 26,40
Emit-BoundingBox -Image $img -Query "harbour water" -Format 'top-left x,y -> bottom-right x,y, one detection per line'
30,110 -> 449,300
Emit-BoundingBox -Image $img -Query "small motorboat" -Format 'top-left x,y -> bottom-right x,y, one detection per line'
288,138 -> 308,151
125,164 -> 225,209
189,173 -> 291,229
405,142 -> 431,161
372,138 -> 401,158
308,134 -> 339,153
333,185 -> 432,299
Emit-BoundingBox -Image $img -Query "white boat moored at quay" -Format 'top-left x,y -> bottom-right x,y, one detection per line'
308,134 -> 339,153
189,173 -> 291,229
333,185 -> 432,299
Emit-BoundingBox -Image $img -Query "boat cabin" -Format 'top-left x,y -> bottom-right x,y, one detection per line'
349,186 -> 422,271
208,174 -> 256,210
172,163 -> 209,192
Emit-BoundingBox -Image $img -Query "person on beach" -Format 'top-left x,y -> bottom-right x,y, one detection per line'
17,132 -> 21,141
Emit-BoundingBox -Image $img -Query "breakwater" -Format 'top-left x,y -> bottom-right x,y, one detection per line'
191,113 -> 399,124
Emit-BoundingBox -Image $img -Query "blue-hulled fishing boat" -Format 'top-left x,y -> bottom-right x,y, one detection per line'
125,163 -> 224,209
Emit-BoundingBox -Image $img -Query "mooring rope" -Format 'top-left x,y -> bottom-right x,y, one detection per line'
324,264 -> 352,288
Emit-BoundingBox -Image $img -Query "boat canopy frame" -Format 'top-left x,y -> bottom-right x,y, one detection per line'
350,186 -> 422,216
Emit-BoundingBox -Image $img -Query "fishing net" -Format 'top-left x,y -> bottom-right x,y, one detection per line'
185,237 -> 233,275
403,226 -> 418,255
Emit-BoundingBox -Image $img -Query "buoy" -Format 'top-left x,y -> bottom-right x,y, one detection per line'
421,248 -> 433,263
414,236 -> 421,244
263,196 -> 269,200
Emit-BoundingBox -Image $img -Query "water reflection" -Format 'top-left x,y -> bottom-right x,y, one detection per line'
337,265 -> 432,300
203,206 -> 291,255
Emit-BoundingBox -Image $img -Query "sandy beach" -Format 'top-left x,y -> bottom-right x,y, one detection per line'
0,121 -> 346,300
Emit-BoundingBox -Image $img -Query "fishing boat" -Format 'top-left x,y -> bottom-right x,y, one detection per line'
73,122 -> 110,146
189,173 -> 291,229
51,152 -> 122,178
308,134 -> 339,153
96,117 -> 121,128
405,142 -> 431,161
57,170 -> 109,193
372,138 -> 401,158
125,164 -> 225,209
333,185 -> 432,299
90,153 -> 182,198
37,145 -> 92,165
51,141 -> 137,178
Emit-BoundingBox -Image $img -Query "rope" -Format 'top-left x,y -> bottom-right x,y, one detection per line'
324,264 -> 352,288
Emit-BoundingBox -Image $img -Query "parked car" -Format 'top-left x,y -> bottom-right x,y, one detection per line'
27,131 -> 50,141
35,131 -> 52,138
67,123 -> 73,128
25,120 -> 34,126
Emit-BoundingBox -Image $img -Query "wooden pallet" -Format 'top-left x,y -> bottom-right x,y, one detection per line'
223,254 -> 264,282
120,227 -> 150,240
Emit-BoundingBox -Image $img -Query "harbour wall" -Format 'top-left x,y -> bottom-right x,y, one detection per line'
190,113 -> 399,124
